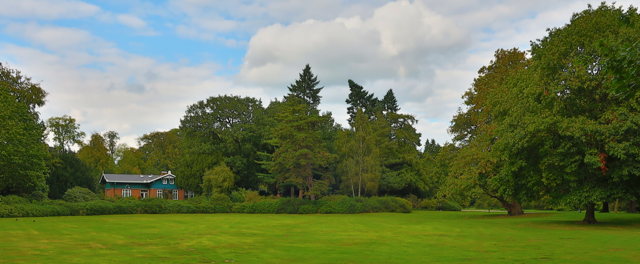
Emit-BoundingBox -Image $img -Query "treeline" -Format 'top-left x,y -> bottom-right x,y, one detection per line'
2,3 -> 639,222
1,63 -> 438,203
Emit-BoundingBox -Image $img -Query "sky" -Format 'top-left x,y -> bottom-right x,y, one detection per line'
0,0 -> 636,148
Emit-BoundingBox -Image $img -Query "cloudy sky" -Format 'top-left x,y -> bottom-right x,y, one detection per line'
0,0 -> 634,148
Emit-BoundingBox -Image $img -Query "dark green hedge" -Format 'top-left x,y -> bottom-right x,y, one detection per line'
0,195 -> 411,218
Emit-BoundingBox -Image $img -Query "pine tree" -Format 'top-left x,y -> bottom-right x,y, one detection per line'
286,64 -> 323,110
345,80 -> 378,123
381,89 -> 400,114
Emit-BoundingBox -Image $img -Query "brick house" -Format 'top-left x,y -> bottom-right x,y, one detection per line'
100,171 -> 191,200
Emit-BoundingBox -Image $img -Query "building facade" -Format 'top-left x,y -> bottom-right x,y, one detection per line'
100,171 -> 186,200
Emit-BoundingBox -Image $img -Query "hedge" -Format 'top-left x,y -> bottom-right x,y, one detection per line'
0,195 -> 411,218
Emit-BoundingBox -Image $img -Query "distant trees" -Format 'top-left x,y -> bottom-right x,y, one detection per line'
201,163 -> 235,196
46,115 -> 85,152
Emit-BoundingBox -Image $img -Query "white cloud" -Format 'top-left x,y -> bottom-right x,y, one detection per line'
117,14 -> 147,30
0,0 -> 100,19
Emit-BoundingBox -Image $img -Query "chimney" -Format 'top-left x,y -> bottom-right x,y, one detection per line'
161,171 -> 167,176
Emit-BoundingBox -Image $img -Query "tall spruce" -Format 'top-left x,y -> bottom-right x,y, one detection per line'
345,80 -> 378,123
380,89 -> 400,114
286,64 -> 323,110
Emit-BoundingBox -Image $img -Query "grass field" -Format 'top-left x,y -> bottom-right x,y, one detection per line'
1,211 -> 639,263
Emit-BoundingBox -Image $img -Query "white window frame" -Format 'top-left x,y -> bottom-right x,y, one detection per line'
162,178 -> 167,184
157,189 -> 163,198
169,178 -> 174,184
172,190 -> 179,200
140,190 -> 148,199
122,189 -> 131,198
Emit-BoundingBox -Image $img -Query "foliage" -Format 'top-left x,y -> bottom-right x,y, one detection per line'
337,109 -> 381,197
179,95 -> 266,192
62,187 -> 99,203
201,163 -> 235,196
113,144 -> 144,174
345,79 -> 378,123
285,64 -> 324,110
47,151 -> 95,199
46,115 -> 85,152
0,75 -> 49,196
137,129 -> 180,174
419,199 -> 462,211
103,131 -> 119,159
269,99 -> 333,200
77,133 -> 114,180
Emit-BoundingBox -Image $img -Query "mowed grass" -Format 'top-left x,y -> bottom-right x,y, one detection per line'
1,211 -> 640,263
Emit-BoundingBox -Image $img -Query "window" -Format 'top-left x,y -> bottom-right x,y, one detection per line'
122,189 -> 131,198
186,191 -> 194,199
157,189 -> 163,198
140,190 -> 148,199
162,178 -> 167,184
172,190 -> 179,200
169,179 -> 174,184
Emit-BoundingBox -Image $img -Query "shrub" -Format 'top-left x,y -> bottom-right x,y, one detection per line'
62,187 -> 98,203
29,191 -> 48,202
0,195 -> 31,205
210,193 -> 231,205
405,194 -> 422,209
420,199 -> 461,211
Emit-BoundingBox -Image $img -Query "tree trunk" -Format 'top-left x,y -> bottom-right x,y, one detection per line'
580,202 -> 597,224
498,198 -> 525,216
629,200 -> 637,213
291,186 -> 294,198
601,201 -> 610,213
614,198 -> 619,214
299,189 -> 303,199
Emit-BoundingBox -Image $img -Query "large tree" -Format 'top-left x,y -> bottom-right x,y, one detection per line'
179,95 -> 266,192
269,99 -> 332,200
77,132 -> 114,189
345,80 -> 378,123
0,80 -> 49,195
445,48 -> 530,216
47,115 -> 85,152
137,129 -> 180,175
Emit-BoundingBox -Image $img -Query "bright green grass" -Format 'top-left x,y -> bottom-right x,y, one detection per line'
1,211 -> 640,263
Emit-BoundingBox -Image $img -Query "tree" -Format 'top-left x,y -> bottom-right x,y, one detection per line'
201,163 -> 235,196
47,151 -> 95,199
114,143 -> 144,175
0,62 -> 47,115
490,4 -> 640,222
0,81 -> 49,195
423,139 -> 441,157
47,115 -> 85,152
137,129 -> 180,175
445,48 -> 530,216
77,132 -> 114,189
269,99 -> 332,200
286,64 -> 323,110
345,80 -> 378,123
337,109 -> 381,197
103,131 -> 119,159
179,95 -> 266,193
380,89 -> 400,114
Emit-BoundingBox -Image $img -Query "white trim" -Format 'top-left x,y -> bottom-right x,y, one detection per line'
122,189 -> 131,198
157,189 -> 163,198
172,190 -> 178,200
169,179 -> 174,184
163,178 -> 167,184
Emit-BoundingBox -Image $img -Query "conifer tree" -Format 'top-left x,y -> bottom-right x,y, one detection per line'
345,80 -> 378,123
286,64 -> 323,110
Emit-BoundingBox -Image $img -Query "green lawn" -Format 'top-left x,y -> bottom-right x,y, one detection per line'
1,211 -> 639,263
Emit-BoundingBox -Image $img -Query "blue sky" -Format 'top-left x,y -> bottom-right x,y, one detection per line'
0,0 -> 632,148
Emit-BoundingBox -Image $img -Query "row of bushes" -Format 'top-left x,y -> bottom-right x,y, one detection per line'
0,195 -> 411,218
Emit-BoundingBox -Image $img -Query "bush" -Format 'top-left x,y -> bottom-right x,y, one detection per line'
29,191 -> 48,202
62,187 -> 98,203
0,195 -> 31,205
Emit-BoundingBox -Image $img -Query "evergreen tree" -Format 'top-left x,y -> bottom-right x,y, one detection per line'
286,64 -> 323,110
345,80 -> 378,123
380,89 -> 400,114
